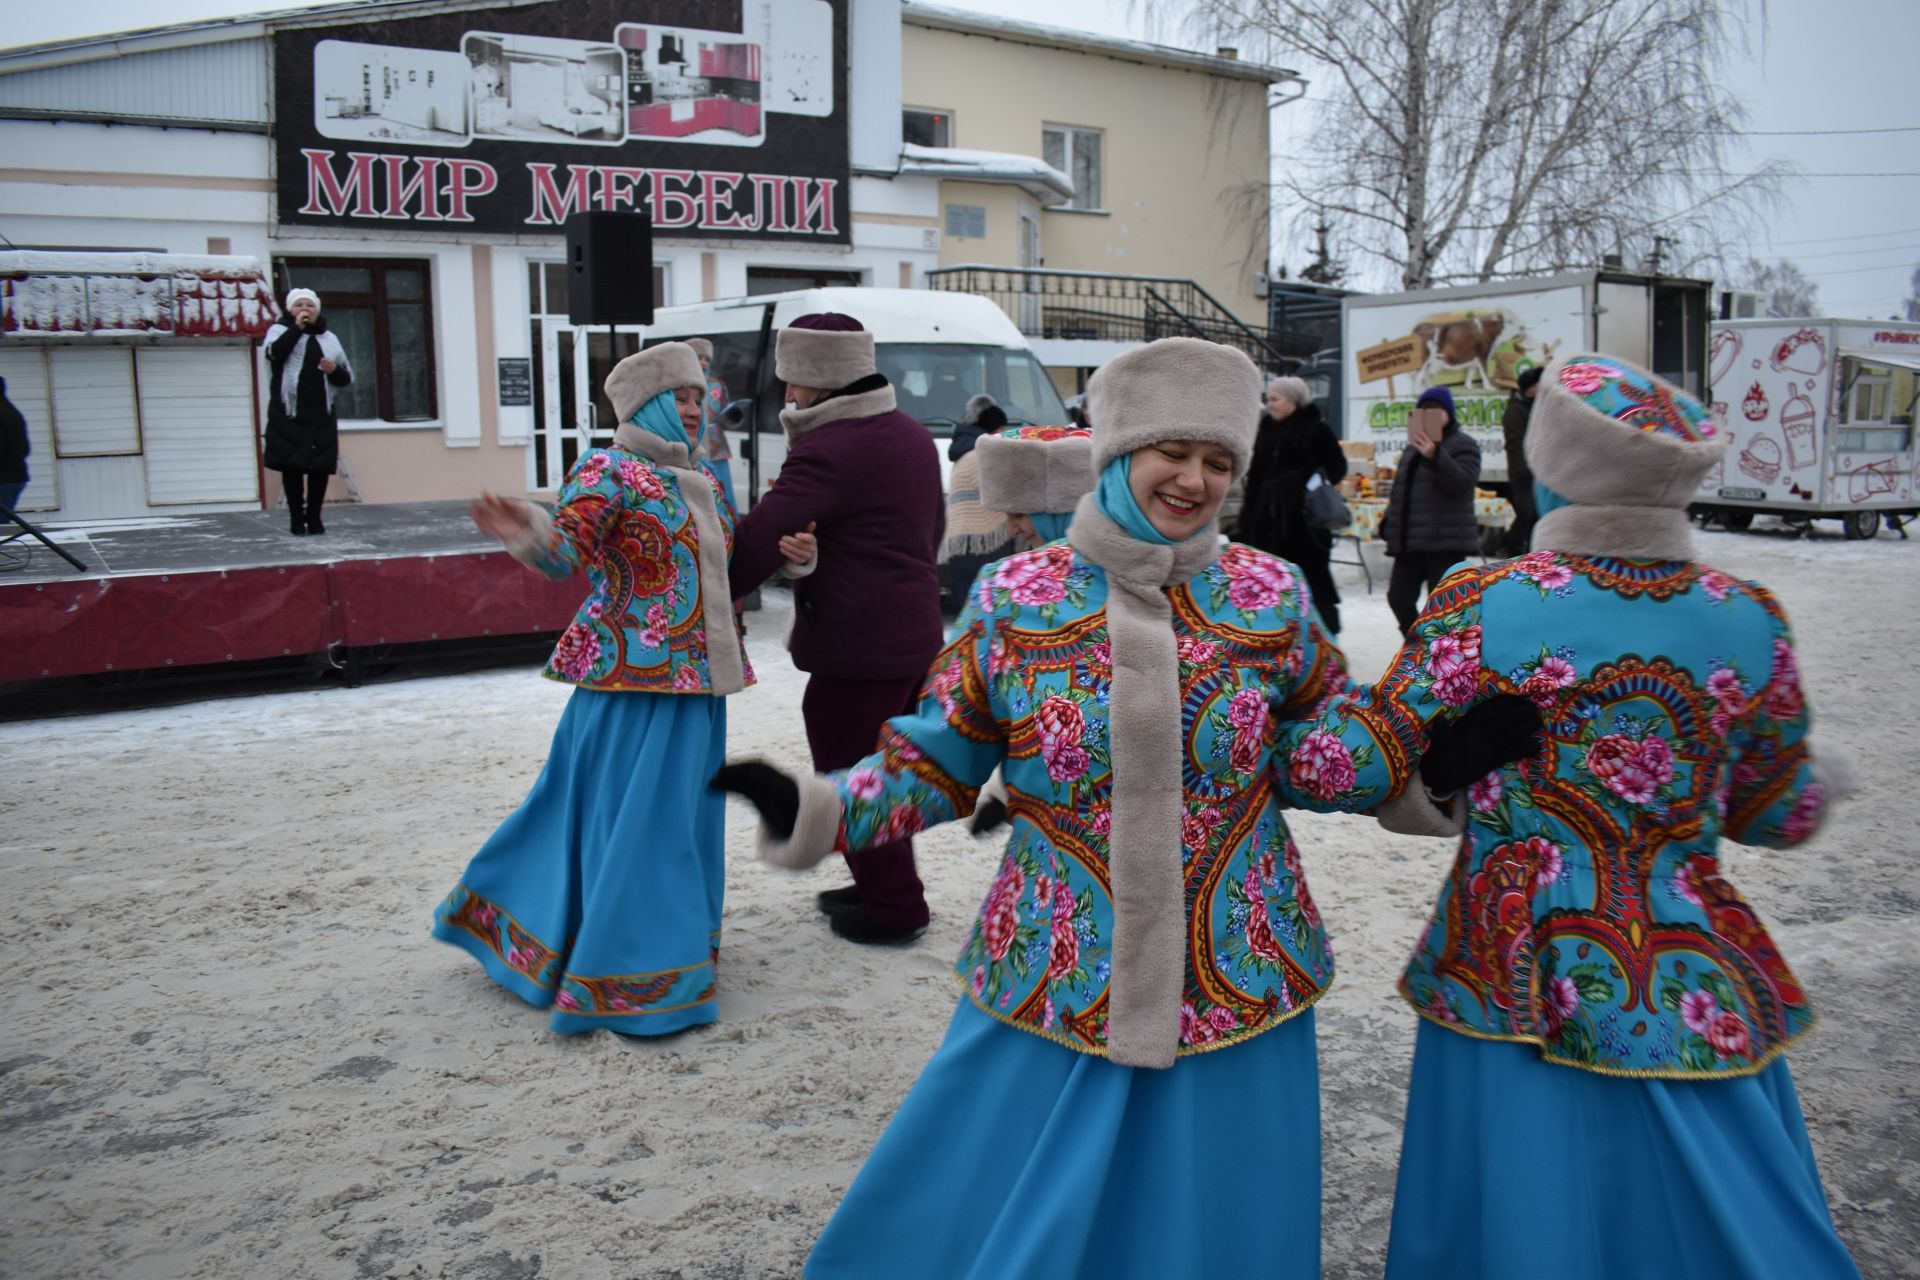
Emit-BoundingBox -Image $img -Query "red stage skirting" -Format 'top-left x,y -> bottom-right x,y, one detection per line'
2,551 -> 581,682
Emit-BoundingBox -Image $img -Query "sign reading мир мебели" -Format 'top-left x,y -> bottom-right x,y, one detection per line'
272,0 -> 849,242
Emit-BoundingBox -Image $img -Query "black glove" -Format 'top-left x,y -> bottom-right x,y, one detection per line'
708,761 -> 800,839
1420,695 -> 1544,796
970,795 -> 1008,837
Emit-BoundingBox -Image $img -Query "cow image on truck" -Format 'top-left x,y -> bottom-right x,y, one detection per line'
1341,270 -> 1712,487
1694,318 -> 1920,540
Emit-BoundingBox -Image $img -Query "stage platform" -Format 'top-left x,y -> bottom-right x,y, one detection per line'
0,502 -> 584,683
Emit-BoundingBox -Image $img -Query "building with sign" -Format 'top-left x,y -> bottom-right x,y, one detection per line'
0,0 -> 1295,521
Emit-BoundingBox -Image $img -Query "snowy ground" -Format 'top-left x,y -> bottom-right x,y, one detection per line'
2,524 -> 1916,1279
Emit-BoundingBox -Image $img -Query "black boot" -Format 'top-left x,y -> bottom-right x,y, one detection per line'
305,473 -> 328,535
815,884 -> 861,914
282,473 -> 308,536
827,902 -> 927,945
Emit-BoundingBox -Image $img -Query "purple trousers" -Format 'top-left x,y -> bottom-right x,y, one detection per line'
802,673 -> 930,929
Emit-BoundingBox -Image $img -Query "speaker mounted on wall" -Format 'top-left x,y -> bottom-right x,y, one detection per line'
565,211 -> 654,326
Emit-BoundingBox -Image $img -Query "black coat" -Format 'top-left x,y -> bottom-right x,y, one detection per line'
0,389 -> 28,486
1502,391 -> 1534,485
947,403 -> 1008,462
1238,404 -> 1347,564
262,314 -> 351,474
1380,423 -> 1483,555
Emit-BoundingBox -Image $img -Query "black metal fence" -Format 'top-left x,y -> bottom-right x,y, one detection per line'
925,266 -> 1299,373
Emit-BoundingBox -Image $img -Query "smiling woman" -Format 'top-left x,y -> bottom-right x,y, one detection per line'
1126,437 -> 1235,539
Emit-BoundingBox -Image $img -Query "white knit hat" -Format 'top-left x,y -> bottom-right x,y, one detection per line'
285,288 -> 320,312
605,342 -> 705,425
1085,338 -> 1263,477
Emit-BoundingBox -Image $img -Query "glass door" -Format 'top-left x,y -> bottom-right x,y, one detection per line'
527,259 -> 643,490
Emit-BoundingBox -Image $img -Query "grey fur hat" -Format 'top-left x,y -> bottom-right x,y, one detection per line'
1086,337 -> 1263,477
774,313 -> 876,391
976,427 -> 1095,515
1528,353 -> 1728,508
964,393 -> 998,424
605,342 -> 705,425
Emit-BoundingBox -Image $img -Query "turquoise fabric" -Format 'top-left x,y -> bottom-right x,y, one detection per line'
1386,1021 -> 1859,1279
1534,478 -> 1571,516
1095,456 -> 1175,545
1029,511 -> 1070,541
807,1000 -> 1322,1279
432,686 -> 728,1035
633,389 -> 694,450
1553,356 -> 1718,443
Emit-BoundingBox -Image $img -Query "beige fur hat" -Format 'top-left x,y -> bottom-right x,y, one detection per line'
684,337 -> 714,362
1086,337 -> 1262,477
975,426 -> 1095,515
605,342 -> 705,425
773,313 -> 876,391
1528,353 -> 1728,508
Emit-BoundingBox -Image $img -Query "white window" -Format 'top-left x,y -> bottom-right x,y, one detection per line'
903,107 -> 952,148
1043,124 -> 1102,211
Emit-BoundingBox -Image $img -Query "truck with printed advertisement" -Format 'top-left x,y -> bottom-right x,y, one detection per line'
1340,270 -> 1712,486
1692,318 -> 1920,539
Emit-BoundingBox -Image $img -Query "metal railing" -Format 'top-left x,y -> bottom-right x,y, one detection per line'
926,265 -> 1299,372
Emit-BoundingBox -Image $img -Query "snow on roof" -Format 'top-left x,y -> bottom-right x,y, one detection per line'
898,144 -> 1074,204
0,250 -> 267,277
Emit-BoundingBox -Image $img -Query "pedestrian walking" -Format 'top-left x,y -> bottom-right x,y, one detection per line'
1380,386 -> 1482,636
432,341 -> 814,1034
1238,375 -> 1349,632
725,313 -> 946,944
1501,365 -> 1543,553
711,337 -> 1535,1279
261,288 -> 352,536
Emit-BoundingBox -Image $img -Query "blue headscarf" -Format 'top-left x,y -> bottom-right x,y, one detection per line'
1029,511 -> 1071,542
1096,455 -> 1177,545
1533,478 -> 1571,517
632,389 -> 697,451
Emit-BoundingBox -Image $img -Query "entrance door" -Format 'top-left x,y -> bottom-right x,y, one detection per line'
533,321 -> 643,488
1017,209 -> 1041,333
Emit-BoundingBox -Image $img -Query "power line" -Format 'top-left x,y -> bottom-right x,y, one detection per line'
1761,225 -> 1920,246
1771,243 -> 1920,263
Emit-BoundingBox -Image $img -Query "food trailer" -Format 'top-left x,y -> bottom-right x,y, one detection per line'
1694,319 -> 1920,539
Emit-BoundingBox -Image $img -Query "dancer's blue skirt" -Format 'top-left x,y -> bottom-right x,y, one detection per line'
1385,1020 -> 1860,1279
432,686 -> 727,1036
807,998 -> 1322,1279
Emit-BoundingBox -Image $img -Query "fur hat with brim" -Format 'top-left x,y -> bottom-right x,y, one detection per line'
1086,337 -> 1262,477
684,337 -> 714,362
1528,353 -> 1727,508
605,342 -> 705,425
976,426 -> 1095,515
774,312 -> 876,391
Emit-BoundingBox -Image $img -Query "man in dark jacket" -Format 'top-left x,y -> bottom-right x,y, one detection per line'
1500,365 -> 1543,554
0,376 -> 29,513
727,313 -> 945,944
1380,386 -> 1482,637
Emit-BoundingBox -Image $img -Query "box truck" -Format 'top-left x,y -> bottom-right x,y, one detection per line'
1693,319 -> 1919,540
1341,271 -> 1712,485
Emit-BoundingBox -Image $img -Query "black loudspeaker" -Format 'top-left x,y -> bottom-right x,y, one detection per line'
565,211 -> 654,325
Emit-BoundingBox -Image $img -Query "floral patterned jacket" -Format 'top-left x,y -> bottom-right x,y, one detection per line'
820,539 -> 1354,1059
519,442 -> 752,695
1279,551 -> 1824,1079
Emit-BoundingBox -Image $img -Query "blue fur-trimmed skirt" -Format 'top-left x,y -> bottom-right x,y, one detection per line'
432,686 -> 727,1035
1385,1020 -> 1859,1279
806,998 -> 1322,1279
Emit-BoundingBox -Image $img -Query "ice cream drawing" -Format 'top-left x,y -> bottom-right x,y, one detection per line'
1738,434 -> 1782,485
1770,327 -> 1828,377
1781,384 -> 1817,470
1742,381 -> 1770,422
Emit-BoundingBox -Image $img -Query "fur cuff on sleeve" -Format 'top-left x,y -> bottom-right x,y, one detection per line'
1812,744 -> 1858,805
756,772 -> 844,870
1374,782 -> 1467,838
502,503 -> 554,567
778,547 -> 819,579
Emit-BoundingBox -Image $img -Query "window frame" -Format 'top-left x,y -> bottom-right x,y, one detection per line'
903,106 -> 954,149
275,256 -> 438,423
1042,123 -> 1104,212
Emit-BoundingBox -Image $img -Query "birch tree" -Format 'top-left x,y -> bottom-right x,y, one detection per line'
1148,0 -> 1782,289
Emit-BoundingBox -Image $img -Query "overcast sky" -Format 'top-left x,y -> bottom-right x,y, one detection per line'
5,0 -> 1915,317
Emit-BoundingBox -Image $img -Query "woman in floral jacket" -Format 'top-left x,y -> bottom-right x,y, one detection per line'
433,342 -> 814,1036
1274,356 -> 1859,1278
714,338 -> 1530,1278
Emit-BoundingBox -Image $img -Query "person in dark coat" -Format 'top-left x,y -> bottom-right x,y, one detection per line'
946,393 -> 1009,462
1238,375 -> 1348,632
0,376 -> 29,513
726,312 -> 946,944
1379,386 -> 1482,637
261,288 -> 353,536
1500,365 -> 1543,554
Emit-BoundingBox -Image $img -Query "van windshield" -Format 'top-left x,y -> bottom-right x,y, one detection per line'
877,344 -> 1069,436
